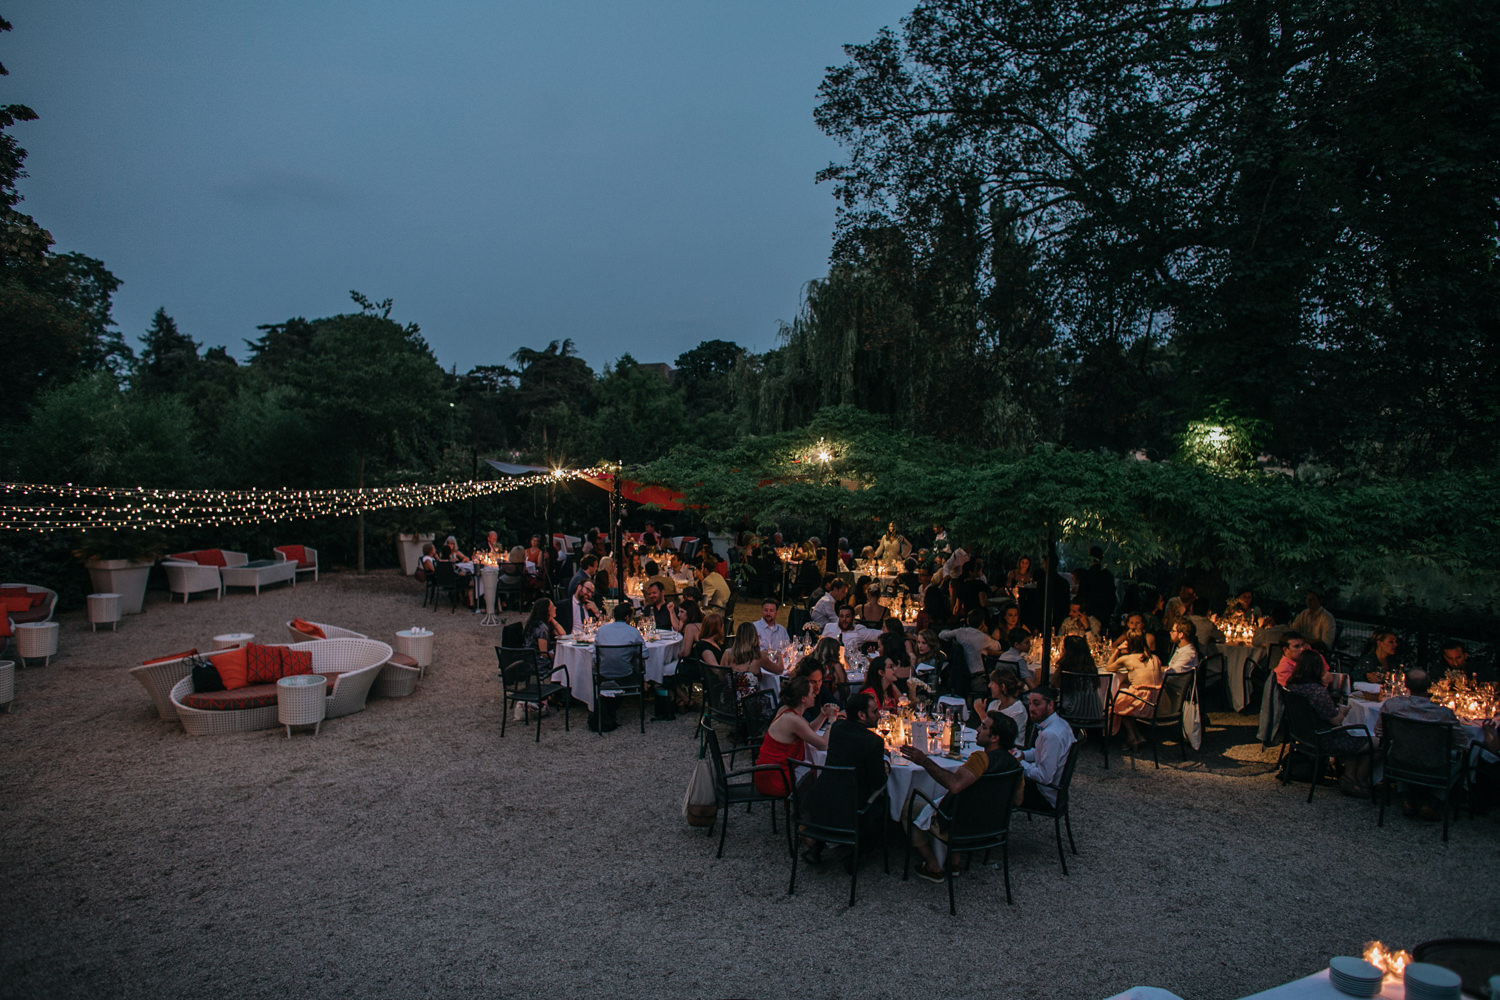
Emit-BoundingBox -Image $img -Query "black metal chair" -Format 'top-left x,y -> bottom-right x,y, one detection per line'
419,566 -> 438,609
787,607 -> 812,635
500,621 -> 524,649
495,562 -> 526,611
1199,651 -> 1229,710
787,758 -> 888,906
1014,741 -> 1082,874
431,561 -> 465,613
1278,687 -> 1376,803
738,689 -> 779,745
592,642 -> 647,735
496,646 -> 570,741
1377,715 -> 1470,841
1057,670 -> 1111,768
1117,669 -> 1197,768
902,767 -> 1021,914
698,721 -> 791,859
700,663 -> 743,742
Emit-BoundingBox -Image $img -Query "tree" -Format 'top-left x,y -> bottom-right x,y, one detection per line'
510,339 -> 594,457
134,307 -> 201,396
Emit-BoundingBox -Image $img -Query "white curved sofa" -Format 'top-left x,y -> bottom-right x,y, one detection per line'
166,637 -> 391,735
286,621 -> 421,697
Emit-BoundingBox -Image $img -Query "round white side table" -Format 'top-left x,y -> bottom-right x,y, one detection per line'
86,593 -> 122,632
213,633 -> 254,650
0,660 -> 14,711
277,674 -> 327,737
395,628 -> 434,675
15,622 -> 59,667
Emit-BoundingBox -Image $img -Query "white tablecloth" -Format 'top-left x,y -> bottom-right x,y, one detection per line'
1342,696 -> 1490,782
1222,643 -> 1255,711
1239,969 -> 1406,1000
804,744 -> 963,823
552,635 -> 680,709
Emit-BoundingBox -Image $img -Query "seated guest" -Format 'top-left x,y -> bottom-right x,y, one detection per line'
1273,632 -> 1326,687
570,580 -> 601,629
1112,612 -> 1156,656
1059,600 -> 1102,639
896,557 -> 921,597
1224,588 -> 1260,623
860,642 -> 903,711
689,612 -> 726,667
1250,603 -> 1292,659
995,627 -> 1036,684
725,622 -> 780,698
666,551 -> 695,588
802,691 -> 887,864
1439,639 -> 1473,679
1286,649 -> 1373,795
997,603 -> 1030,640
1290,589 -> 1336,651
524,535 -> 544,571
920,580 -> 954,631
811,577 -> 849,628
809,636 -> 849,698
566,554 -> 598,602
642,582 -> 685,632
695,559 -> 730,612
1354,630 -> 1402,683
900,710 -> 1024,882
481,529 -> 504,556
753,599 -> 791,652
822,606 -> 882,662
940,608 -> 1002,687
523,597 -> 567,663
644,559 -> 677,597
1056,634 -> 1098,675
913,629 -> 945,679
591,601 -> 645,731
857,584 -> 887,628
1164,584 -> 1196,631
677,589 -> 704,654
1108,635 -> 1163,749
1019,686 -> 1077,807
1164,620 -> 1201,674
974,667 -> 1027,745
753,676 -> 840,797
792,657 -> 839,719
417,541 -> 438,577
1377,668 -> 1471,751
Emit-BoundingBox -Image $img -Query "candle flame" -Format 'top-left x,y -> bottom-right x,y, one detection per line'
1362,941 -> 1410,979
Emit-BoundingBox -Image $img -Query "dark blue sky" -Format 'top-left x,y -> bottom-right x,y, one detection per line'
6,1 -> 912,373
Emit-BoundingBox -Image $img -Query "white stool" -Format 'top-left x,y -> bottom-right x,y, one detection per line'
0,660 -> 14,711
213,633 -> 254,650
277,674 -> 327,737
87,593 -> 122,632
395,628 -> 435,675
15,622 -> 59,667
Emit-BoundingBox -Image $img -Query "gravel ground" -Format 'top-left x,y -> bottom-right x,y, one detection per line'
1,569 -> 1496,1000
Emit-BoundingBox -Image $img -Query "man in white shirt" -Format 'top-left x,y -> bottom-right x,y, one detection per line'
753,598 -> 790,652
811,578 -> 848,629
1018,686 -> 1076,808
1058,600 -> 1102,639
1290,589 -> 1336,651
940,609 -> 1001,689
822,606 -> 880,660
994,628 -> 1036,683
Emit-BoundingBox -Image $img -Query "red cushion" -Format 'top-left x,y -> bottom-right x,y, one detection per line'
168,551 -> 196,563
0,587 -> 30,599
28,593 -> 47,609
2,597 -> 31,613
279,648 -> 313,677
387,653 -> 418,668
141,648 -> 198,667
197,550 -> 227,567
289,617 -> 325,639
181,684 -> 280,711
0,616 -> 11,638
315,672 -> 342,690
214,645 -> 249,690
245,643 -> 282,685
279,545 -> 308,567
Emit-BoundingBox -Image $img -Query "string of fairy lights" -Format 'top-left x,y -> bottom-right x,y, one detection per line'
0,468 -> 608,533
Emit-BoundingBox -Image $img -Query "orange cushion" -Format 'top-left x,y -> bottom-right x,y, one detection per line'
280,545 -> 308,567
279,648 -> 313,677
214,645 -> 250,690
289,617 -> 325,639
245,643 -> 282,685
29,593 -> 47,609
141,648 -> 198,666
2,597 -> 31,613
197,550 -> 227,567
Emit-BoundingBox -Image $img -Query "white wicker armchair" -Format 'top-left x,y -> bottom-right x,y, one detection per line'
167,638 -> 392,735
285,620 -> 366,642
130,657 -> 196,720
161,561 -> 223,603
274,545 -> 319,582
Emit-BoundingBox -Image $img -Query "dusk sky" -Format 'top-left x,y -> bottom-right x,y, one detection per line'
6,1 -> 913,374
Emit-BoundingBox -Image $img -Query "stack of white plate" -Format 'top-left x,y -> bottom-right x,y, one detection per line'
1403,962 -> 1462,1000
1328,957 -> 1383,998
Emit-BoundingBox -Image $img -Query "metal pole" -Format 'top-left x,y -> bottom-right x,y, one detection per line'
1041,520 -> 1057,686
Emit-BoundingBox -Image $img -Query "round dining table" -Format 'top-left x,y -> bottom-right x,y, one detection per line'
551,632 -> 682,709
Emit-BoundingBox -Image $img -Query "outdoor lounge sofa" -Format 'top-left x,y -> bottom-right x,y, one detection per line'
162,637 -> 391,735
162,549 -> 248,603
286,620 -> 421,697
1,583 -> 57,656
274,545 -> 319,582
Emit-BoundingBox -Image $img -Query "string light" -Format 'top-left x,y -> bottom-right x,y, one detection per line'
0,468 -> 610,533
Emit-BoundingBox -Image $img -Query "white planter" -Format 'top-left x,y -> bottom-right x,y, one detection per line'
85,558 -> 154,614
396,533 -> 435,576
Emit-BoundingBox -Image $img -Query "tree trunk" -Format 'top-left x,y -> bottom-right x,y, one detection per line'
357,450 -> 366,574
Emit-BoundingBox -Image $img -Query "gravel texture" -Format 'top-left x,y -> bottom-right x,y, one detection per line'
1,569 -> 1495,1000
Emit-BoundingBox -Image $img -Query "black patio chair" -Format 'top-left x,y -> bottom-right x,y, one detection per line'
1014,741 -> 1082,874
496,646 -> 570,742
1057,670 -> 1111,768
1377,715 -> 1470,842
1278,687 -> 1376,803
592,642 -> 647,735
431,561 -> 465,613
738,688 -> 779,746
902,767 -> 1021,914
698,721 -> 791,860
700,663 -> 744,744
1117,669 -> 1197,768
1199,650 -> 1230,710
788,758 -> 889,906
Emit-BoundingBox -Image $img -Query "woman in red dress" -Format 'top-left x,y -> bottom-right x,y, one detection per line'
753,675 -> 840,797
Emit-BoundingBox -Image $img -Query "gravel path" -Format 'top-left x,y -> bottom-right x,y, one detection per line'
1,570 -> 1495,1000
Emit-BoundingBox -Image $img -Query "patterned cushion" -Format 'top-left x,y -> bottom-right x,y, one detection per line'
280,648 -> 314,676
245,643 -> 282,685
181,684 -> 279,711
